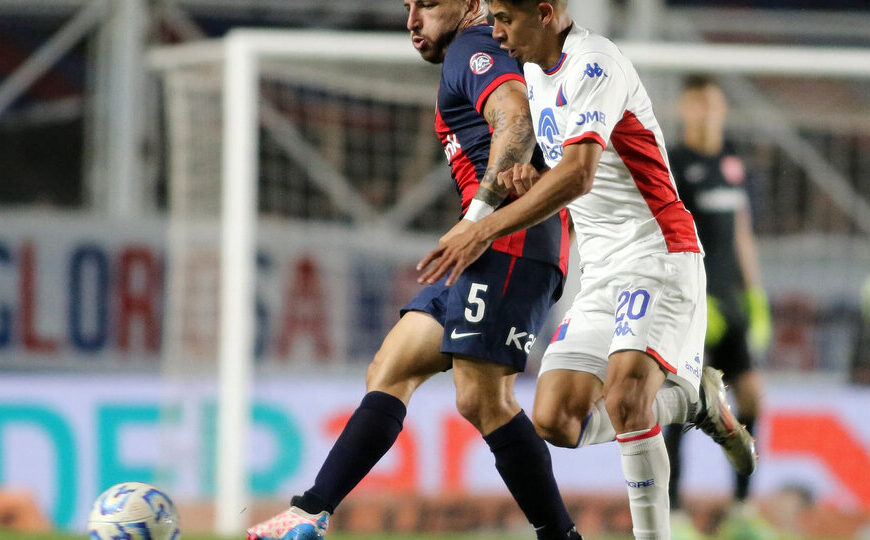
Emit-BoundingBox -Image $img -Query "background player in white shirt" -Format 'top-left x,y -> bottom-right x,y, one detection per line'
417,1 -> 757,538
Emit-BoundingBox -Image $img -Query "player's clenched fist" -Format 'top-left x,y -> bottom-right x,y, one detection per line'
498,163 -> 540,195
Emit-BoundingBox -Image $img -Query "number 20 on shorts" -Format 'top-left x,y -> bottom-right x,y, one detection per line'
615,289 -> 650,322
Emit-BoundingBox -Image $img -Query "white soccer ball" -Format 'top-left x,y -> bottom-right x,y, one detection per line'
88,482 -> 181,540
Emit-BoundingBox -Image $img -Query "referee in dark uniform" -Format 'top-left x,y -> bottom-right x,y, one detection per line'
664,75 -> 773,538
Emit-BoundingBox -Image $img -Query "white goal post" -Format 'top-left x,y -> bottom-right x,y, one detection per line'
147,29 -> 870,535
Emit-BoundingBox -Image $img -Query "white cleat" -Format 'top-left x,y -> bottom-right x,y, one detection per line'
689,366 -> 758,476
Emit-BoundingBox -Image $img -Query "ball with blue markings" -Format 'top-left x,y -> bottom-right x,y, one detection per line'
88,482 -> 181,540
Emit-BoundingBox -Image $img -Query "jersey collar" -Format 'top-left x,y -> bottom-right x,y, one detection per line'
544,52 -> 567,75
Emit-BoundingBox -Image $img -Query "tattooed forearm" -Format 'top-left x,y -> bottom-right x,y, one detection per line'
474,184 -> 505,206
475,107 -> 537,206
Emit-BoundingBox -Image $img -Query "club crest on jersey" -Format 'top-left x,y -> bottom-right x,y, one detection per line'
469,52 -> 494,75
537,108 -> 562,160
555,84 -> 568,107
580,62 -> 608,80
537,108 -> 559,144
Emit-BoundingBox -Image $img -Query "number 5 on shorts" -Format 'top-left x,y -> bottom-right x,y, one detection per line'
465,283 -> 488,323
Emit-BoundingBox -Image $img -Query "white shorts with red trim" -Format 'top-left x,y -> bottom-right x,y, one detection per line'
540,251 -> 706,398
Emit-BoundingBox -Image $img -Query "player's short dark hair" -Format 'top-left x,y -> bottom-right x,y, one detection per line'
681,74 -> 720,92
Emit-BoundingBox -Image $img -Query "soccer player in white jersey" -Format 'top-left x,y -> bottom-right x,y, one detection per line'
417,1 -> 757,538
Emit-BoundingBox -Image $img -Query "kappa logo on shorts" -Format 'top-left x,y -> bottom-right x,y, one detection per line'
506,327 -> 536,353
614,321 -> 636,336
469,52 -> 494,75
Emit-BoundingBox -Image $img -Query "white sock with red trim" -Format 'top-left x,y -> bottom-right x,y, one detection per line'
616,425 -> 671,540
577,387 -> 694,447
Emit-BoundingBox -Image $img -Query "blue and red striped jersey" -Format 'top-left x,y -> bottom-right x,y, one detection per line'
435,25 -> 569,275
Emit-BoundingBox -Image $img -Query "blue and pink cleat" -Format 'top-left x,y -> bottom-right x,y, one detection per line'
246,500 -> 330,540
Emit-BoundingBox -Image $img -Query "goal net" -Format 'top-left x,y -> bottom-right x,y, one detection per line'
147,30 -> 870,534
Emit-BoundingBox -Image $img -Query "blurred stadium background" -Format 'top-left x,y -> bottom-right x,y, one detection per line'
1,0 -> 869,539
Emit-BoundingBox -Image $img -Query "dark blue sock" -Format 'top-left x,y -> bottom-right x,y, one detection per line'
296,391 -> 406,514
484,411 -> 575,540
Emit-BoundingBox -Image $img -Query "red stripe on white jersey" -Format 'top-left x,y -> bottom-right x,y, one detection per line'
645,346 -> 676,374
610,111 -> 701,253
563,132 -> 606,149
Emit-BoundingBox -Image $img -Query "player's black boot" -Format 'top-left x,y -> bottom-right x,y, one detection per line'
566,526 -> 583,539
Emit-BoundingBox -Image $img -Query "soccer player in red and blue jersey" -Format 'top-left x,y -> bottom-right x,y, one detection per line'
247,1 -> 578,539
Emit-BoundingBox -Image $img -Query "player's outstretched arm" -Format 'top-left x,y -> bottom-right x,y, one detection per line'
418,141 -> 602,285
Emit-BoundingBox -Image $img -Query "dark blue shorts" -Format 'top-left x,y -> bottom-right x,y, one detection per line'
402,249 -> 564,372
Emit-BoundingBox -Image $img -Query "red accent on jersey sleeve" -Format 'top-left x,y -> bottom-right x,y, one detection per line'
563,132 -> 606,149
645,347 -> 677,374
611,111 -> 701,253
474,73 -> 525,113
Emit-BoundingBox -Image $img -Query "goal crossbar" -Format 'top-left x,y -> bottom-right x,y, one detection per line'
149,29 -> 870,79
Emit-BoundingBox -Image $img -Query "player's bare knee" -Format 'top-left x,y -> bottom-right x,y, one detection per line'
531,408 -> 559,441
456,386 -> 516,433
365,350 -> 392,389
455,387 -> 487,431
534,421 -> 577,448
604,389 -> 652,433
365,350 -> 419,399
532,407 -> 579,447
